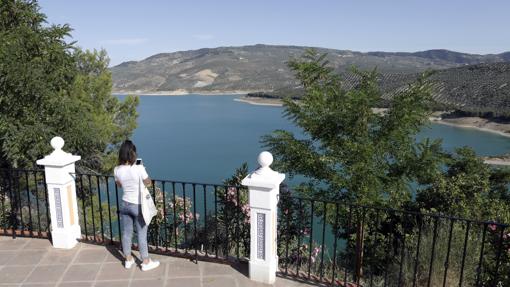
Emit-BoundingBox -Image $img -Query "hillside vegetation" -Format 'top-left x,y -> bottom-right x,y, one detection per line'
111,44 -> 510,114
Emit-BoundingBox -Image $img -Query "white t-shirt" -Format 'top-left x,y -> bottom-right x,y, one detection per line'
114,164 -> 149,204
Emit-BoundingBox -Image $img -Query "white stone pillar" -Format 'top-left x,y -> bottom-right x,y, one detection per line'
36,137 -> 81,249
242,151 -> 285,285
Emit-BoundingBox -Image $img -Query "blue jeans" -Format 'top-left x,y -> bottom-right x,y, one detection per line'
120,201 -> 149,260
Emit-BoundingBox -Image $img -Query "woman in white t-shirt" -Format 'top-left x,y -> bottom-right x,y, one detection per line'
114,140 -> 160,271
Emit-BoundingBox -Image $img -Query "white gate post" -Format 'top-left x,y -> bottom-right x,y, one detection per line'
36,137 -> 81,249
242,151 -> 285,284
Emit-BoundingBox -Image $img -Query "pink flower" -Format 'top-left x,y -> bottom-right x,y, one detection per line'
242,206 -> 250,216
488,224 -> 498,232
312,246 -> 321,257
227,187 -> 236,196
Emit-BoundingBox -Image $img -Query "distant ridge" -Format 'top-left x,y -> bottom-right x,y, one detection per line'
110,44 -> 510,113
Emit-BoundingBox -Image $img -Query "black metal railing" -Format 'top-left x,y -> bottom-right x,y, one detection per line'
73,172 -> 250,263
277,188 -> 510,287
2,168 -> 510,286
0,168 -> 50,238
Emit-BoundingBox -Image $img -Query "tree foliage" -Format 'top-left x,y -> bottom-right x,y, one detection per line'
262,49 -> 443,206
0,0 -> 138,172
414,147 -> 510,222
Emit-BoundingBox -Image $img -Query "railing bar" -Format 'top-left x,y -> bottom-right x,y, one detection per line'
442,219 -> 455,287
278,194 -> 510,228
9,170 -> 17,238
96,176 -> 105,243
284,196 -> 291,275
307,200 -> 314,280
475,223 -> 487,286
224,185 -> 229,258
172,182 -> 178,253
33,171 -> 41,237
42,173 -> 51,241
235,186 -> 240,260
80,175 -> 87,239
114,179 -> 121,246
25,172 -> 33,236
493,226 -> 505,284
182,183 -> 187,254
16,171 -> 24,235
319,202 -> 327,282
2,170 -> 8,235
412,214 -> 423,287
296,198 -> 302,276
0,168 -> 43,173
1,171 -> 6,234
214,185 -> 219,259
203,184 -> 208,257
458,221 -> 471,287
344,205 -> 352,285
162,182 -> 168,252
330,203 -> 339,285
193,184 -> 198,259
151,180 -> 158,249
383,217 -> 391,287
397,214 -> 406,287
142,177 -> 227,187
105,176 -> 113,244
427,218 -> 439,287
357,207 -> 366,286
370,209 -> 381,287
88,175 -> 96,242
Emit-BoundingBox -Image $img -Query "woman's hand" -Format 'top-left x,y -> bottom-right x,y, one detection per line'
143,177 -> 152,187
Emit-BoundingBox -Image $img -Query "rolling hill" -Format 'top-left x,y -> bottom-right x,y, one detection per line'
110,44 -> 510,113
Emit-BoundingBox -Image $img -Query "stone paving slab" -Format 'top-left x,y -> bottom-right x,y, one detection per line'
0,237 -> 316,286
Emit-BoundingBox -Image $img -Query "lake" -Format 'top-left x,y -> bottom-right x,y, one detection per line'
125,95 -> 510,184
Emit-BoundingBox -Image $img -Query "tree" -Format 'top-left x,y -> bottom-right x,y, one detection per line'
262,49 -> 445,282
0,0 -> 138,172
414,147 -> 510,222
262,49 -> 443,206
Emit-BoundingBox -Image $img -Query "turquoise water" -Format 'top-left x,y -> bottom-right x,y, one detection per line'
126,95 -> 510,184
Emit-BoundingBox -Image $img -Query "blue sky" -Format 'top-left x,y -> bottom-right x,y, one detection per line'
39,0 -> 510,66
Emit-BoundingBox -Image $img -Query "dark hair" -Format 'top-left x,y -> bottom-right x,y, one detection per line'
118,140 -> 137,165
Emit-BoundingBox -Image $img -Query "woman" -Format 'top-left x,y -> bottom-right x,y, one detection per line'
114,140 -> 160,271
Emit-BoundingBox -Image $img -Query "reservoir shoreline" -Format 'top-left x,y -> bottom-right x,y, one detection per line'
114,92 -> 510,138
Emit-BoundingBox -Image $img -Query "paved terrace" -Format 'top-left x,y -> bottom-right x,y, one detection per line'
0,237 -> 313,287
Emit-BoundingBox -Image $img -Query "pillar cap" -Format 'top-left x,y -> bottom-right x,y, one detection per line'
36,137 -> 81,167
242,151 -> 285,189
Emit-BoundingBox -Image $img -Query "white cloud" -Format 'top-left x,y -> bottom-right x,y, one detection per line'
101,38 -> 148,45
192,34 -> 214,41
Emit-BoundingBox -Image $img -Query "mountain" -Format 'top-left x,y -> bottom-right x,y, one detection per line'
110,44 -> 510,113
